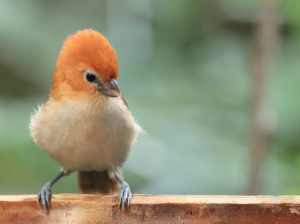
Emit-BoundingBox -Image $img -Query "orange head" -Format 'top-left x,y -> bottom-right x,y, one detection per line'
51,29 -> 120,100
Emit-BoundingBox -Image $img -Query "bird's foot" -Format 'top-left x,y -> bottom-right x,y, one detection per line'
118,182 -> 132,210
37,183 -> 52,214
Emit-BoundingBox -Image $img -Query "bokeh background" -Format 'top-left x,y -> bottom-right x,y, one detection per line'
0,0 -> 300,196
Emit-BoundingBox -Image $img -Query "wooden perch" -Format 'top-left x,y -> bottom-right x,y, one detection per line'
1,194 -> 300,223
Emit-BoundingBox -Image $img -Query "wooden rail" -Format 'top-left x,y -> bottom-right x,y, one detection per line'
1,194 -> 300,223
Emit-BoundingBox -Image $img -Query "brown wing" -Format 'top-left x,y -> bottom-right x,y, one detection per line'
77,170 -> 123,195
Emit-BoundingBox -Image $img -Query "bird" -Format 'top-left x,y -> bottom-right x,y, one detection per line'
29,29 -> 144,213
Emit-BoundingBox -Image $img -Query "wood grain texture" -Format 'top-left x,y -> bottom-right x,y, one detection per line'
1,194 -> 300,223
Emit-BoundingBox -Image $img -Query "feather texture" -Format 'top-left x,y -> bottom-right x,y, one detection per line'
30,29 -> 144,195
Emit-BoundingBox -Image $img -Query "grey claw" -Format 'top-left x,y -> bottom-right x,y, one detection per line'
118,183 -> 132,210
37,184 -> 52,214
46,196 -> 50,207
42,201 -> 48,213
127,193 -> 132,208
122,199 -> 125,210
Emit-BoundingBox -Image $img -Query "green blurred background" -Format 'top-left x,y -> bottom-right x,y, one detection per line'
0,0 -> 300,196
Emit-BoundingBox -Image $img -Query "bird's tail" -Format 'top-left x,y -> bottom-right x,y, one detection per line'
78,170 -> 122,195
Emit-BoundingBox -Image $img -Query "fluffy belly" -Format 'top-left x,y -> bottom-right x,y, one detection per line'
30,96 -> 142,173
50,124 -> 135,172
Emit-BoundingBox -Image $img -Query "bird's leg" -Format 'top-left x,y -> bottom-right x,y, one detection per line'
37,171 -> 65,213
114,172 -> 132,210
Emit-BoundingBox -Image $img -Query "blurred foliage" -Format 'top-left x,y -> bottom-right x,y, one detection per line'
0,0 -> 300,196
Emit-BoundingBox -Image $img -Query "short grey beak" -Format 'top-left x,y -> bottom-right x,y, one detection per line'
98,78 -> 120,97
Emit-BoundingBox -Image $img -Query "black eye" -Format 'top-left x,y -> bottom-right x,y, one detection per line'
86,73 -> 97,83
82,70 -> 99,83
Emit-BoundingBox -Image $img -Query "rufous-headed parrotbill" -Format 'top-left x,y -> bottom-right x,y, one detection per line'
29,29 -> 144,213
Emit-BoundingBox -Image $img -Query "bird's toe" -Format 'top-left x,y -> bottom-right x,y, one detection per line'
118,183 -> 132,210
37,184 -> 52,214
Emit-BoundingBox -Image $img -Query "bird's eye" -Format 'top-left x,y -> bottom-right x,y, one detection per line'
82,70 -> 99,84
85,73 -> 97,83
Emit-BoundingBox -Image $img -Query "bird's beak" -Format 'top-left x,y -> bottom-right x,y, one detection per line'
98,78 -> 120,97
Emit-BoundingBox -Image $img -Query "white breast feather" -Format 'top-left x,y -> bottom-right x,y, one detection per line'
29,95 -> 143,174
